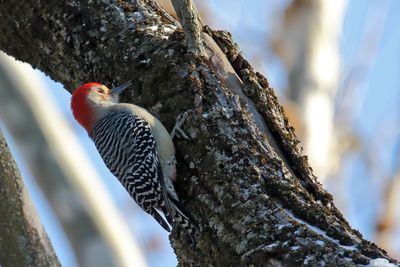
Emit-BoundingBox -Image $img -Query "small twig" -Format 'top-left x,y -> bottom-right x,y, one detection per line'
171,0 -> 205,56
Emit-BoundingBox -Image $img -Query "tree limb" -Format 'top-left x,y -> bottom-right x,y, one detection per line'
0,130 -> 60,267
171,0 -> 205,56
0,0 -> 397,265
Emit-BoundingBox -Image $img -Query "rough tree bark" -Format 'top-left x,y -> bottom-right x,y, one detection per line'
0,130 -> 60,267
0,0 -> 397,266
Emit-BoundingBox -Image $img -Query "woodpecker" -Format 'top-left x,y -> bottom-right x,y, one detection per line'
71,82 -> 197,239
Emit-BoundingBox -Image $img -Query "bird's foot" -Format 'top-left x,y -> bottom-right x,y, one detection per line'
171,110 -> 192,140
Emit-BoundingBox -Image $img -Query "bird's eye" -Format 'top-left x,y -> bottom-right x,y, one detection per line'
97,88 -> 105,94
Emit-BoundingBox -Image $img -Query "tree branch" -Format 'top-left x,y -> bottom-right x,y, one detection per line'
0,0 -> 397,265
171,0 -> 205,56
0,130 -> 60,267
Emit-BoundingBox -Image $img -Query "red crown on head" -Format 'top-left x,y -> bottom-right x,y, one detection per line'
71,82 -> 103,132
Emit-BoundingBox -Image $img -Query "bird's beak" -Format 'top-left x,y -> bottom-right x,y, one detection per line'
110,82 -> 130,97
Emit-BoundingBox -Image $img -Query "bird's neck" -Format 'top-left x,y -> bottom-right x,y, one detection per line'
85,103 -> 116,133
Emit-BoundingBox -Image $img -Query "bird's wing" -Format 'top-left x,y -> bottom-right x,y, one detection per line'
90,111 -> 173,230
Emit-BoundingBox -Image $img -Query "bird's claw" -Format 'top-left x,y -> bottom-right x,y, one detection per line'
171,110 -> 192,140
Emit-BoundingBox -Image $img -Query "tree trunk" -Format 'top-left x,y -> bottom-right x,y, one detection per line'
0,0 -> 397,265
0,130 -> 60,267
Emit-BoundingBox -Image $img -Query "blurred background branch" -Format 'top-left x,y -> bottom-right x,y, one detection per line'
271,0 -> 347,182
0,129 -> 60,267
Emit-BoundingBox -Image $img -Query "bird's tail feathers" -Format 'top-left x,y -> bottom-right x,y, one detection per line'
151,208 -> 171,232
168,196 -> 199,243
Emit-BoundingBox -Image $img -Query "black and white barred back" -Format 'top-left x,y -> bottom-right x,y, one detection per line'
90,111 -> 197,240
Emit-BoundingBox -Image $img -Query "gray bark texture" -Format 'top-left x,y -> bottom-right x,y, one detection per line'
0,0 -> 397,266
0,130 -> 60,267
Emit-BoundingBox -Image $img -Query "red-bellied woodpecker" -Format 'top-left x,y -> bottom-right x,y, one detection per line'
71,82 -> 197,240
